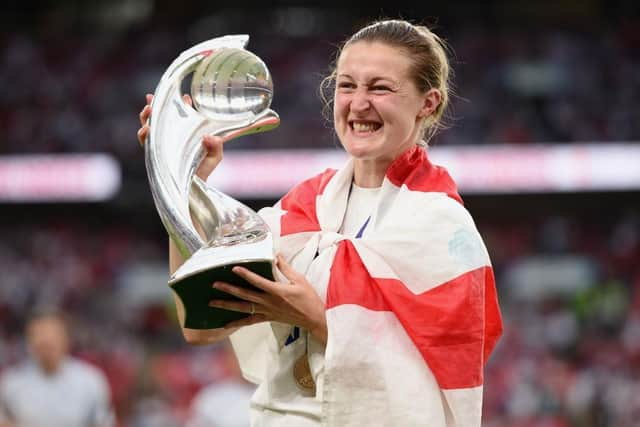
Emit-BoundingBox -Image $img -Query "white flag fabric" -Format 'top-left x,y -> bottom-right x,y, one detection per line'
231,145 -> 503,426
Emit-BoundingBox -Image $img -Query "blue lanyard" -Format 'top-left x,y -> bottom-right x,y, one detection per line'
347,182 -> 372,239
355,216 -> 370,239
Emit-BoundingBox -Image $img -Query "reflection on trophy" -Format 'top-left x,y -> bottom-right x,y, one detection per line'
145,35 -> 279,329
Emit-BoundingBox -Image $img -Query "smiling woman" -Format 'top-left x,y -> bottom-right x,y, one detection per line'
333,41 -> 440,187
137,18 -> 502,427
322,20 -> 452,188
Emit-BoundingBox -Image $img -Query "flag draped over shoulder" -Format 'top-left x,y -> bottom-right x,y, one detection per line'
231,146 -> 503,427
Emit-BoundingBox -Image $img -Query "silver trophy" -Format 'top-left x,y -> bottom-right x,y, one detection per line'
145,35 -> 279,329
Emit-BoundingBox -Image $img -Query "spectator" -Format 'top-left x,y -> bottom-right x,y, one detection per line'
0,308 -> 115,427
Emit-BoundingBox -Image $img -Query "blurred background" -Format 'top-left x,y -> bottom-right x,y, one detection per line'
1,1 -> 639,426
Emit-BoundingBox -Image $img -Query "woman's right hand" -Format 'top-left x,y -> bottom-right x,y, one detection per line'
136,93 -> 154,146
137,93 -> 224,181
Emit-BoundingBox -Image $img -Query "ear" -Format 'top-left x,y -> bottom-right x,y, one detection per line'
417,88 -> 442,118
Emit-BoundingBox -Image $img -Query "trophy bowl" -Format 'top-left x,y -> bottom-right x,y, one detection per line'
144,35 -> 280,330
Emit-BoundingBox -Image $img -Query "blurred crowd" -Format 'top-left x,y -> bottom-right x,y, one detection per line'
0,211 -> 638,426
1,18 -> 639,166
481,213 -> 640,427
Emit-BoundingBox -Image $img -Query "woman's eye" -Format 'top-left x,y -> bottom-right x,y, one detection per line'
371,86 -> 390,92
338,82 -> 355,89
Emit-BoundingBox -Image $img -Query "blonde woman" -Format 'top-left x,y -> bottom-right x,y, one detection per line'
138,19 -> 503,427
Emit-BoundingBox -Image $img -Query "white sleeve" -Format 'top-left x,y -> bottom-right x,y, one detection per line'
0,374 -> 14,424
88,370 -> 115,427
229,322 -> 279,384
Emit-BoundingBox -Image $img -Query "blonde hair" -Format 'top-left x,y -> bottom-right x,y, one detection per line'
320,19 -> 453,144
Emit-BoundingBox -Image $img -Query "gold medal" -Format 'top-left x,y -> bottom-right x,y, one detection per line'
293,352 -> 316,394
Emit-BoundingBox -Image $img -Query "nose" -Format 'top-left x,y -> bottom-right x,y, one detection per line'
350,88 -> 371,112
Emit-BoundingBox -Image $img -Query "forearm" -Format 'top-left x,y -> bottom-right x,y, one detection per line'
169,238 -> 186,275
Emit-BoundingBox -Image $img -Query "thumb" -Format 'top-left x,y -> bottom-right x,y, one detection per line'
275,254 -> 301,284
202,135 -> 224,154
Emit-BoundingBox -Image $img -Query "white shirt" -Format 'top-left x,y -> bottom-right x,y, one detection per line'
0,358 -> 114,427
340,184 -> 381,237
231,183 -> 381,426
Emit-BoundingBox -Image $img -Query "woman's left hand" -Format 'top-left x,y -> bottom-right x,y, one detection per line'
209,253 -> 328,345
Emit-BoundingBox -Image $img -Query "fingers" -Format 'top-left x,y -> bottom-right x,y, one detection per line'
139,104 -> 151,127
202,134 -> 224,153
208,298 -> 255,313
212,281 -> 266,304
231,266 -> 278,293
137,93 -> 194,149
140,93 -> 153,126
275,254 -> 304,284
195,135 -> 224,180
138,95 -> 154,146
137,124 -> 149,146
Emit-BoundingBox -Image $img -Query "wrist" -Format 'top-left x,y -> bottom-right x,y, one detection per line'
309,314 -> 328,346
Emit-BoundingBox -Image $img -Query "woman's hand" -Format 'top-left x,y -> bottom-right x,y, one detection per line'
136,93 -> 224,181
136,93 -> 154,146
209,254 -> 328,346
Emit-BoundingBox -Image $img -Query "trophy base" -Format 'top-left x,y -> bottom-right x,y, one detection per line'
169,236 -> 274,330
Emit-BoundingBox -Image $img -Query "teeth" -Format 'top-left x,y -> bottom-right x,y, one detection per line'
352,122 -> 378,133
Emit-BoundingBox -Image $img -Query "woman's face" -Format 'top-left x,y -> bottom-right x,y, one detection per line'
333,41 -> 431,163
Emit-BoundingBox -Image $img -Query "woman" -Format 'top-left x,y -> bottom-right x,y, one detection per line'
138,19 -> 502,427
